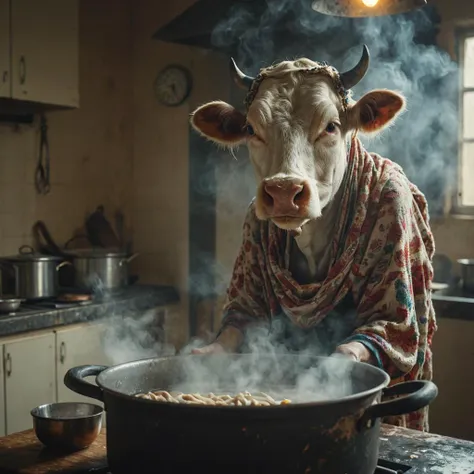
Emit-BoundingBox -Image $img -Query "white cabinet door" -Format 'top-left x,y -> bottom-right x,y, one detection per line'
0,342 -> 5,437
10,0 -> 79,107
56,323 -> 113,407
0,0 -> 10,98
4,332 -> 56,435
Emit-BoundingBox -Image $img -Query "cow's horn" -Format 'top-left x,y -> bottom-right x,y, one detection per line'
339,44 -> 370,90
230,57 -> 255,90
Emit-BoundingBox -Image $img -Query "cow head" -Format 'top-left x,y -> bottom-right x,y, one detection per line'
191,46 -> 405,232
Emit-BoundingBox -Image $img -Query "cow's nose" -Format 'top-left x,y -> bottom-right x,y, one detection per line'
263,180 -> 306,214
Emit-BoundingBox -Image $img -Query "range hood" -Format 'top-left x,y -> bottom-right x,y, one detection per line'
152,0 -> 268,52
152,0 -> 435,54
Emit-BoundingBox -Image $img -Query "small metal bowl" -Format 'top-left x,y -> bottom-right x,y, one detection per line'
0,297 -> 23,314
31,402 -> 103,451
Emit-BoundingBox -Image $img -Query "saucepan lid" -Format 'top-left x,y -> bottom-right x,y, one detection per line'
0,245 -> 64,263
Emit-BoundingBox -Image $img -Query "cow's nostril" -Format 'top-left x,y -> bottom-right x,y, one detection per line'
293,186 -> 305,201
262,186 -> 275,207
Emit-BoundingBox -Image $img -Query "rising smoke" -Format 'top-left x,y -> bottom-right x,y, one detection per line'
212,0 -> 458,217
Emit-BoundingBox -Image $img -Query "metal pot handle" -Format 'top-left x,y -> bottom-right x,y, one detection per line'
19,245 -> 35,255
120,252 -> 139,266
56,260 -> 72,271
64,365 -> 108,401
361,380 -> 438,427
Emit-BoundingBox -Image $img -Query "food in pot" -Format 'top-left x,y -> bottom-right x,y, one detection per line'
136,390 -> 291,406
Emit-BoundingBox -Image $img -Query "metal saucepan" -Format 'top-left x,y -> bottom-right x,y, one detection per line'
0,246 -> 70,300
457,259 -> 474,294
0,296 -> 23,314
64,354 -> 438,474
65,249 -> 138,290
31,402 -> 103,451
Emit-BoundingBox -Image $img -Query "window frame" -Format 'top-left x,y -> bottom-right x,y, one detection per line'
452,27 -> 474,218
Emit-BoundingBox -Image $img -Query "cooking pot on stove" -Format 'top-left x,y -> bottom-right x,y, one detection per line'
64,354 -> 438,474
0,246 -> 70,300
65,249 -> 138,291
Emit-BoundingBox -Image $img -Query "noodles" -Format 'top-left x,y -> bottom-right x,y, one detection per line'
136,390 -> 292,406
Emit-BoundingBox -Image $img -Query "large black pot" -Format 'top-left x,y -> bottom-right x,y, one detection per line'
64,354 -> 437,474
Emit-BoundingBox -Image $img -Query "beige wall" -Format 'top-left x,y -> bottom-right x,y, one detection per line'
131,0 -> 229,348
0,0 -> 133,256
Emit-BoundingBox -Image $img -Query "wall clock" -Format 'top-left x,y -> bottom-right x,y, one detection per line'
153,64 -> 193,107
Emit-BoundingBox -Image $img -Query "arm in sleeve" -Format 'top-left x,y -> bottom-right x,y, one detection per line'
342,179 -> 436,380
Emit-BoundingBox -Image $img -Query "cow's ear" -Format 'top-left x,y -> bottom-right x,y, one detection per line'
191,101 -> 247,146
349,90 -> 405,133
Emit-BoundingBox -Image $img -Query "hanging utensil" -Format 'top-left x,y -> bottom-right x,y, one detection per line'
311,0 -> 430,17
85,205 -> 120,248
35,114 -> 51,195
32,220 -> 63,256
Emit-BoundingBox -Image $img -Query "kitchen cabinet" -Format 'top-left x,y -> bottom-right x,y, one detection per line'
2,0 -> 79,108
0,304 -> 174,435
56,323 -> 113,406
3,332 -> 55,435
430,318 -> 474,442
0,0 -> 10,99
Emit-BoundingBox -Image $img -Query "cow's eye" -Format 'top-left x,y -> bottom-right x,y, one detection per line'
325,122 -> 337,134
246,124 -> 255,136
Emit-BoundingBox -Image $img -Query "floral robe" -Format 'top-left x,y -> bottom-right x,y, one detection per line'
219,137 -> 437,431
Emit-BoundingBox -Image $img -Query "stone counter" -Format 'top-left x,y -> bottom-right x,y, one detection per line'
432,286 -> 474,321
0,284 -> 180,338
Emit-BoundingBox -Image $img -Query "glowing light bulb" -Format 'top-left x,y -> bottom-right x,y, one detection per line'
362,0 -> 379,7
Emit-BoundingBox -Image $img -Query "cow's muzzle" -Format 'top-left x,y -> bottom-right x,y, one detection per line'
260,177 -> 311,218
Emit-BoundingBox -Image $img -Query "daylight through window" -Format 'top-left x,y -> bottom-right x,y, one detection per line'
460,33 -> 474,207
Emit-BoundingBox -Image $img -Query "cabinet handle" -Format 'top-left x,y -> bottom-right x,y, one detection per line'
19,56 -> 26,85
59,342 -> 66,364
2,70 -> 7,83
5,353 -> 12,377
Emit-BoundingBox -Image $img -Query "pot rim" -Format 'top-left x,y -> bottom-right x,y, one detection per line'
31,402 -> 104,421
66,249 -> 128,258
457,258 -> 474,266
0,297 -> 23,303
95,355 -> 391,410
1,254 -> 64,262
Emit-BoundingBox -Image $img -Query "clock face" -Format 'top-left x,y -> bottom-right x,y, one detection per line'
154,65 -> 192,107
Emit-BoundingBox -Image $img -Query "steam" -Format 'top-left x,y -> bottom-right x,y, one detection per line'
102,307 -> 176,366
169,329 -> 358,402
211,0 -> 458,216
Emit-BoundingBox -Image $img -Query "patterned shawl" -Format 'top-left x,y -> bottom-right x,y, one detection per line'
220,136 -> 437,431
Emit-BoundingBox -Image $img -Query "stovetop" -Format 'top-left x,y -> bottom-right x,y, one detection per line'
94,464 -> 408,474
0,297 -> 93,317
0,287 -> 132,317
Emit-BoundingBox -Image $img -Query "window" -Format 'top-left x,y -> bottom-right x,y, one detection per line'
458,31 -> 474,209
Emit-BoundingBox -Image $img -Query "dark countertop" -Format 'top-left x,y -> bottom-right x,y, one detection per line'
1,425 -> 474,473
379,424 -> 474,473
432,286 -> 474,321
0,282 -> 471,340
0,284 -> 180,338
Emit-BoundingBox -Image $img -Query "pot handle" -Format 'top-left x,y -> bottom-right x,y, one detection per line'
64,365 -> 108,401
19,245 -> 35,255
120,253 -> 139,266
56,260 -> 72,271
362,380 -> 438,426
